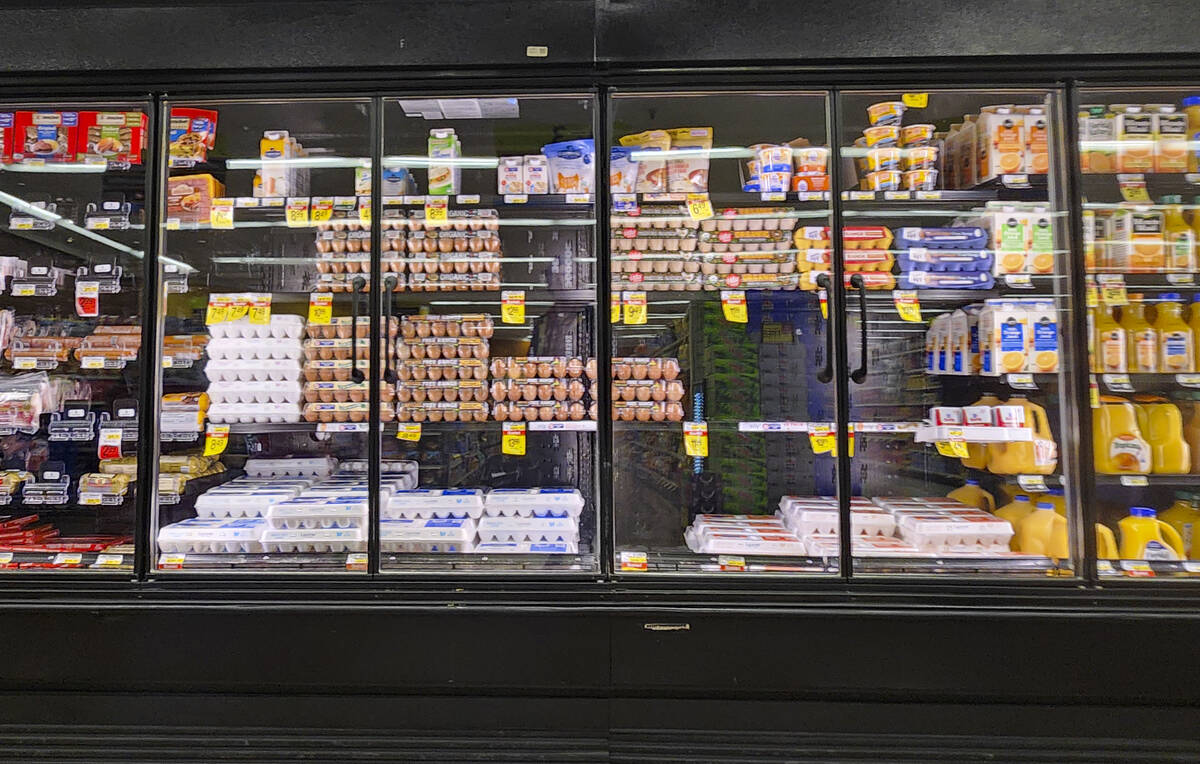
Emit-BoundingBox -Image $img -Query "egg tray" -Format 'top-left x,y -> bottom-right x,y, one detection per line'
301,402 -> 372,423
396,359 -> 488,382
489,356 -> 594,380
897,249 -> 993,273
395,402 -> 489,423
490,378 -> 590,403
208,403 -> 303,424
698,229 -> 791,245
483,488 -> 585,519
379,517 -> 477,548
394,337 -> 490,361
207,381 -> 303,404
897,271 -> 995,290
613,258 -> 798,276
472,541 -> 578,554
610,379 -> 686,403
304,316 -> 399,340
313,229 -> 371,257
301,360 -> 379,382
400,314 -> 494,338
396,381 -> 488,404
611,400 -> 687,422
492,400 -> 593,422
206,315 -> 305,340
301,338 -> 399,363
383,488 -> 485,520
401,209 -> 501,232
260,527 -> 366,554
206,338 -> 304,361
302,381 -> 393,404
611,358 -> 683,381
406,272 -> 501,292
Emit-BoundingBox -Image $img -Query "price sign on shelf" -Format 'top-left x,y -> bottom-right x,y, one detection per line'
619,551 -> 648,572
159,553 -> 185,570
205,294 -> 231,325
285,197 -> 310,228
310,197 -> 334,224
424,195 -> 448,225
226,293 -> 250,323
500,290 -> 526,324
502,422 -> 526,456
944,428 -> 970,458
248,293 -> 272,325
683,421 -> 709,458
1096,273 -> 1127,306
97,427 -> 122,460
308,293 -> 332,325
808,424 -> 836,456
623,291 -> 647,325
902,92 -> 928,108
395,423 -> 421,442
345,553 -> 368,572
1017,475 -> 1048,493
818,288 -> 828,320
204,424 -> 230,456
720,290 -> 747,323
892,290 -> 922,322
1118,174 -> 1151,203
686,193 -> 713,221
611,294 -> 621,324
95,553 -> 124,569
357,197 -> 371,224
1090,376 -> 1100,409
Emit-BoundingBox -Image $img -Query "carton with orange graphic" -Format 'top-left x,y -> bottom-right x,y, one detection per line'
1016,105 -> 1050,175
1114,105 -> 1155,173
1028,300 -> 1059,373
976,106 -> 1025,183
980,299 -> 1028,376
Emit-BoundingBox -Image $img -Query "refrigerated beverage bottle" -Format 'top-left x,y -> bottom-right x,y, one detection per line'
1187,97 -> 1200,172
987,395 -> 1057,475
1158,492 -> 1200,558
1190,197 -> 1200,263
1015,501 -> 1069,559
1118,506 -> 1184,561
962,394 -> 1001,469
947,479 -> 995,511
1120,295 -> 1158,372
1093,395 -> 1151,473
1045,487 -> 1067,517
1161,198 -> 1197,272
1092,304 -> 1127,373
994,494 -> 1034,543
1154,293 -> 1195,372
1132,396 -> 1190,473
1181,393 -> 1200,473
1096,523 -> 1119,559
1188,295 -> 1200,354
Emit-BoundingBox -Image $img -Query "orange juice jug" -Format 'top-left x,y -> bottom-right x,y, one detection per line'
1162,197 -> 1197,272
988,395 -> 1057,475
1190,197 -> 1200,263
1154,293 -> 1195,373
1187,97 -> 1200,172
1093,395 -> 1151,473
1181,393 -> 1200,473
1132,395 -> 1190,473
947,479 -> 995,511
1118,506 -> 1185,560
994,494 -> 1033,547
1092,303 -> 1127,373
1120,296 -> 1158,372
962,394 -> 1001,469
1096,523 -> 1119,559
1045,487 -> 1067,517
1015,501 -> 1069,558
1158,492 -> 1200,558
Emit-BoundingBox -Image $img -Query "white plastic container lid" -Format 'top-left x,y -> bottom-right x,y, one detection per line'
473,541 -> 578,554
380,517 -> 477,542
384,488 -> 485,519
483,488 -> 584,518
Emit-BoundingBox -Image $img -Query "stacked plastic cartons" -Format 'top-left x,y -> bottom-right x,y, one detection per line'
205,314 -> 306,424
683,513 -> 806,555
871,496 -> 1014,554
772,495 -> 919,557
758,341 -> 812,500
475,488 -> 584,554
382,488 -> 482,553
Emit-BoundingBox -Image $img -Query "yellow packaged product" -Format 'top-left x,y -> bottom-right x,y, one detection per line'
99,457 -> 139,475
1094,395 -> 1152,473
862,170 -> 901,191
862,125 -> 900,148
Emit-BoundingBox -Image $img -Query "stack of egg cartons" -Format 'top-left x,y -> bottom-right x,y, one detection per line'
205,315 -> 306,424
381,488 -> 483,553
475,488 -> 584,554
683,513 -> 806,555
776,495 -> 923,557
871,496 -> 1013,554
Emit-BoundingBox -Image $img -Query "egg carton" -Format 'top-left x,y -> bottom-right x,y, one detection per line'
685,529 -> 808,556
266,498 -> 368,529
157,517 -> 267,554
207,402 -> 302,424
804,533 -> 929,558
895,512 -> 1013,552
195,488 -> 303,518
206,337 -> 305,360
384,488 -> 485,519
207,381 -> 304,404
208,314 -> 306,340
244,457 -> 338,478
472,541 -> 578,554
223,477 -> 315,489
476,515 -> 579,543
482,488 -> 584,518
260,527 -> 366,553
380,517 -> 477,550
206,358 -> 302,382
339,459 -> 419,480
775,507 -> 896,537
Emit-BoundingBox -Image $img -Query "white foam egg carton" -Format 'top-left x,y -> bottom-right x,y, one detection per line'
895,512 -> 1013,552
157,517 -> 267,554
207,381 -> 303,404
205,358 -> 302,382
473,541 -> 578,554
208,314 -> 306,340
684,526 -> 807,556
260,527 -> 365,553
207,403 -> 302,424
482,488 -> 584,518
266,497 -> 368,529
244,457 -> 338,478
206,337 -> 305,360
380,517 -> 477,552
775,506 -> 896,537
195,489 -> 302,518
804,533 -> 930,558
384,488 -> 485,519
476,515 -> 578,540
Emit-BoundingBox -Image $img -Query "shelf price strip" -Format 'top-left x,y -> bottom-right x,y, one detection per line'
395,423 -> 421,442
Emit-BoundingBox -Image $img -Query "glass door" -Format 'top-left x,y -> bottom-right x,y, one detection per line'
0,101 -> 149,572
835,88 -> 1079,576
607,90 -> 842,575
377,93 -> 599,573
153,98 -> 375,573
1078,86 -> 1200,578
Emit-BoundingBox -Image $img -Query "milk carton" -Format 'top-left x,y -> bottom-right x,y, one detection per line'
427,128 -> 460,195
523,155 -> 549,195
497,156 -> 524,194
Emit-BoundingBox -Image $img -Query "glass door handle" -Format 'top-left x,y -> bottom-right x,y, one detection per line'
849,273 -> 867,384
381,276 -> 398,384
350,276 -> 367,384
815,273 -> 833,384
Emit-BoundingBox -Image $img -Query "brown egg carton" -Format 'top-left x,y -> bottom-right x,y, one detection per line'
395,336 -> 489,361
612,401 -> 686,422
492,400 -> 591,422
611,379 -> 686,403
489,378 -> 589,403
489,356 -> 597,380
396,380 -> 488,404
396,401 -> 490,423
611,357 -> 682,381
302,381 -> 395,404
396,358 -> 487,382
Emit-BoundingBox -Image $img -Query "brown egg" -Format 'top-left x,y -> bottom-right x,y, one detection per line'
666,402 -> 684,421
666,381 -> 684,401
401,322 -> 416,339
453,238 -> 468,253
443,366 -> 458,381
415,322 -> 431,338
567,380 -> 584,401
553,402 -> 568,421
651,382 -> 666,402
474,407 -> 489,422
662,359 -> 681,380
445,388 -> 459,403
521,384 -> 538,402
422,238 -> 438,254
351,385 -> 366,402
319,388 -> 335,403
539,405 -> 554,421
632,363 -> 649,380
443,408 -> 458,422
410,345 -> 425,361
569,403 -> 585,421
618,406 -> 635,422
472,364 -> 487,381
493,403 -> 508,421
550,358 -> 567,378
507,405 -> 523,421
483,235 -> 500,252
477,321 -> 494,339
589,383 -> 598,399
491,381 -> 507,400
585,358 -> 597,380
428,409 -> 444,423
410,408 -> 426,423
349,408 -> 365,422
615,363 -> 631,380
411,364 -> 427,381
411,388 -> 427,403
304,407 -> 319,422
442,344 -> 458,360
620,385 -> 636,402
427,365 -> 443,381
646,360 -> 662,380
635,385 -> 652,402
380,407 -> 395,422
567,358 -> 584,378
474,343 -> 489,360
469,237 -> 485,253
635,406 -> 652,422
331,409 -> 345,422
425,344 -> 441,360
537,383 -> 552,400
437,238 -> 453,254
650,403 -> 666,422
396,407 -> 411,422
523,361 -> 539,378
537,361 -> 553,378
430,321 -> 446,338
589,402 -> 597,420
427,388 -> 443,403
445,322 -> 461,338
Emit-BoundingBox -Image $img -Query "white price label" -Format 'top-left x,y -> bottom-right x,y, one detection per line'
1176,374 -> 1200,388
455,194 -> 481,204
95,554 -> 124,568
1102,373 -> 1134,392
504,194 -> 528,204
52,552 -> 83,566
1120,475 -> 1149,487
1006,373 -> 1037,390
1017,475 -> 1048,492
159,553 -> 185,569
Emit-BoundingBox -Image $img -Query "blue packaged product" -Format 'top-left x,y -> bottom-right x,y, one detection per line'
896,226 -> 989,249
541,139 -> 595,194
898,249 -> 994,273
898,271 -> 995,290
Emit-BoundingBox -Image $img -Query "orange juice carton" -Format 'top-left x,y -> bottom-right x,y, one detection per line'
1078,105 -> 1115,174
1151,105 -> 1190,173
947,307 -> 979,375
963,404 -> 996,427
981,299 -> 1029,376
1110,208 -> 1165,273
1015,105 -> 1050,174
930,406 -> 964,426
1027,208 -> 1056,274
1083,208 -> 1113,271
1027,300 -> 1060,373
976,106 -> 1025,182
1113,105 -> 1155,173
497,156 -> 524,194
979,206 -> 1031,275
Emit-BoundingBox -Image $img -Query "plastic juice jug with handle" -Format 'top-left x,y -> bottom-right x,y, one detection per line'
1181,393 -> 1200,473
987,395 -> 1058,475
1188,295 -> 1200,356
1158,491 -> 1200,558
1190,197 -> 1200,263
1162,198 -> 1197,272
1096,523 -> 1119,559
1016,501 -> 1069,559
1132,395 -> 1190,473
947,479 -> 995,511
1154,293 -> 1195,373
962,394 -> 1001,469
1118,506 -> 1185,560
994,494 -> 1034,542
1093,304 -> 1127,373
1120,295 -> 1158,373
1186,98 -> 1200,173
1093,395 -> 1152,473
1045,487 -> 1067,517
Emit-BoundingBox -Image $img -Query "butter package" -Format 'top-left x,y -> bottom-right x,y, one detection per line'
427,128 -> 460,195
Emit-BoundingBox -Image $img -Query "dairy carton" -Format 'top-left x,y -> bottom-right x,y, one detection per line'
427,128 -> 460,195
497,156 -> 524,194
987,208 -> 1031,275
1110,208 -> 1166,273
948,306 -> 980,375
976,106 -> 1024,182
523,154 -> 549,194
1016,105 -> 1050,174
1028,300 -> 1059,373
1027,208 -> 1055,274
979,299 -> 1029,376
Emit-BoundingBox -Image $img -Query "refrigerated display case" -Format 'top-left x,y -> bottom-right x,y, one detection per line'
0,102 -> 149,571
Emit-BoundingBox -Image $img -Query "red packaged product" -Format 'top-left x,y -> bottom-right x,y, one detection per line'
0,112 -> 14,163
11,110 -> 78,162
75,111 -> 147,165
168,107 -> 218,166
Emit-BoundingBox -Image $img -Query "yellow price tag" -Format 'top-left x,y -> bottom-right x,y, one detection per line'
686,193 -> 713,221
1101,284 -> 1128,306
308,293 -> 332,325
248,293 -> 271,325
1118,176 -> 1151,203
720,290 -> 748,323
310,197 -> 334,223
226,294 -> 250,323
902,92 -> 929,108
683,421 -> 709,457
945,428 -> 971,458
502,422 -> 526,456
424,196 -> 448,225
893,290 -> 923,322
205,295 -> 231,325
623,291 -> 647,325
1086,283 -> 1099,308
808,426 -> 836,456
396,423 -> 421,442
204,424 -> 230,456
501,290 -> 525,324
358,198 -> 371,224
847,424 -> 855,457
209,198 -> 234,229
1090,377 -> 1100,409
611,294 -> 621,324
285,197 -> 310,228
934,441 -> 957,457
